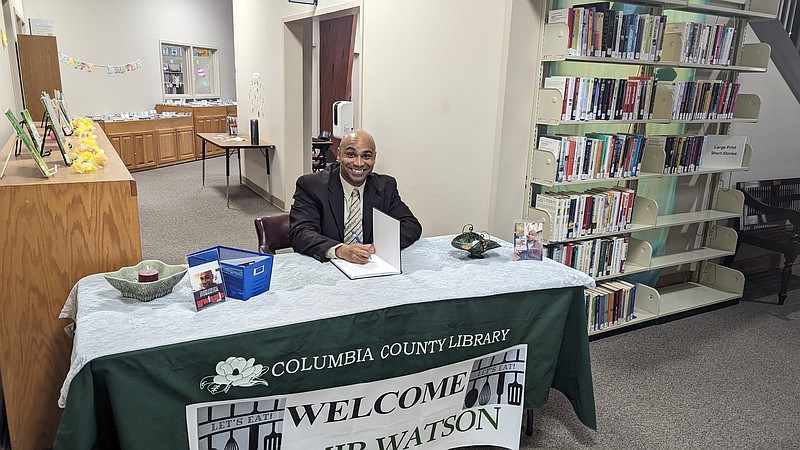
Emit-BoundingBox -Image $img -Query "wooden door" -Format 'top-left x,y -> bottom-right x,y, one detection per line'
319,14 -> 357,156
194,117 -> 209,159
177,127 -> 195,161
17,35 -> 63,119
210,115 -> 227,156
157,130 -> 179,165
112,135 -> 135,169
134,133 -> 156,169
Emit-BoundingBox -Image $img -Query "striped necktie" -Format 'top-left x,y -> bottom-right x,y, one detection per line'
344,188 -> 362,244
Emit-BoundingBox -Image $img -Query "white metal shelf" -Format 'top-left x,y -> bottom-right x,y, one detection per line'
634,263 -> 745,317
654,188 -> 744,228
623,0 -> 778,20
650,247 -> 733,269
648,225 -> 738,269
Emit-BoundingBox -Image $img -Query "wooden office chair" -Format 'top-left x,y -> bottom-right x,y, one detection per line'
254,213 -> 291,254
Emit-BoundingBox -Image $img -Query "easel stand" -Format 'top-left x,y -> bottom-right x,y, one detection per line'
40,120 -> 53,157
39,116 -> 73,165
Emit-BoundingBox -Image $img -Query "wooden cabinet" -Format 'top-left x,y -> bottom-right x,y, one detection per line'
0,126 -> 142,450
98,116 -> 194,171
156,104 -> 235,159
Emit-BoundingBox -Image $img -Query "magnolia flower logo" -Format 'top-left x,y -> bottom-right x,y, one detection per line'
200,357 -> 269,394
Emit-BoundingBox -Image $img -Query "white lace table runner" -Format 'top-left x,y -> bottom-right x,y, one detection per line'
58,235 -> 594,407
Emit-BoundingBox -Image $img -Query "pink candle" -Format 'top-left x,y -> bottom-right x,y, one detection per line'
138,269 -> 159,282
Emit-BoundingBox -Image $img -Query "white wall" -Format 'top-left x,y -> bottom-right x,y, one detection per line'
1,0 -> 25,143
731,25 -> 800,185
233,0 -> 539,239
360,0 -> 513,237
21,0 -> 236,117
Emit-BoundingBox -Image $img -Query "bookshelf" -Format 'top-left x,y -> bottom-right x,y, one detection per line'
526,0 -> 777,336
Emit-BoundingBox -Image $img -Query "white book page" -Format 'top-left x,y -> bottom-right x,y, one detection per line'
331,208 -> 401,279
331,254 -> 399,279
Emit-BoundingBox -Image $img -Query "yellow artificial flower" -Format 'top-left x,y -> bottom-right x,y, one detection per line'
68,118 -> 108,173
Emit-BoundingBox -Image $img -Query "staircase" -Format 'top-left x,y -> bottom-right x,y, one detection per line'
750,0 -> 800,104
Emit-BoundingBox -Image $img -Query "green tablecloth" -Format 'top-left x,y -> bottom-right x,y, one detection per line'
54,236 -> 595,449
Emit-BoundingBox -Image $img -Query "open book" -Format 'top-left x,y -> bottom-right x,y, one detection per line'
332,208 -> 402,279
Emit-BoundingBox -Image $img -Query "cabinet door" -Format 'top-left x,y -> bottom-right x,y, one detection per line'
134,133 -> 157,169
211,116 -> 227,156
213,116 -> 226,133
194,117 -> 210,159
177,127 -> 196,161
157,130 -> 179,165
112,134 -> 135,169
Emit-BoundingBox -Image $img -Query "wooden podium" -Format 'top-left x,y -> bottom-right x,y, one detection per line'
0,125 -> 142,450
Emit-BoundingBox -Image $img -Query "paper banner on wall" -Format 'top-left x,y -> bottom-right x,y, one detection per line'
58,52 -> 144,74
249,77 -> 265,118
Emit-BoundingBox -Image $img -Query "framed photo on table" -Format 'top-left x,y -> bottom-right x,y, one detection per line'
4,108 -> 57,178
58,93 -> 73,124
53,91 -> 74,134
40,93 -> 73,165
513,221 -> 544,261
188,261 -> 226,311
20,109 -> 44,151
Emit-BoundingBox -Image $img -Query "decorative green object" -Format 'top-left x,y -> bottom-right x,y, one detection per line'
104,260 -> 188,302
451,224 -> 501,259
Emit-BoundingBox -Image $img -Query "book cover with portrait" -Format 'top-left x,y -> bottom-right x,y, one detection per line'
513,221 -> 544,261
188,261 -> 226,311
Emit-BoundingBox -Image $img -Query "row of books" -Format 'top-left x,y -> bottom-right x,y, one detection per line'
544,75 -> 657,122
585,280 -> 637,332
663,80 -> 741,120
539,133 -> 646,182
546,236 -> 629,278
535,187 -> 636,242
665,22 -> 737,66
548,5 -> 667,61
648,134 -> 749,174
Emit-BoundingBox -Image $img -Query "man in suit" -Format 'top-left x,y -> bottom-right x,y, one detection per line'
289,129 -> 422,264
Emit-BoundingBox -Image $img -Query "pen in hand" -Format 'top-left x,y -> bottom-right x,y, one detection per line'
350,231 -> 374,262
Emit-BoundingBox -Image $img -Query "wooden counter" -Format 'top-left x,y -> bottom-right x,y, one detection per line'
155,104 -> 237,159
0,125 -> 142,450
97,115 -> 195,171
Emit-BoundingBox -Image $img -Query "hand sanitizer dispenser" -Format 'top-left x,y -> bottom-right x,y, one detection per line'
332,101 -> 354,139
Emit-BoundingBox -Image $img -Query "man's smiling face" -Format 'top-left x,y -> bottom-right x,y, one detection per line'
337,130 -> 376,187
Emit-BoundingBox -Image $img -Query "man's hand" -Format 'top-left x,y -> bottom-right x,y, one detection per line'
335,243 -> 375,264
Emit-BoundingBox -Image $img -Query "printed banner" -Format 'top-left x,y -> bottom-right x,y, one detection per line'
58,51 -> 144,74
187,345 -> 528,450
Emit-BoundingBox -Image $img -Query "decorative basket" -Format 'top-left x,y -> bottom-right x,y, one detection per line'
104,260 -> 188,302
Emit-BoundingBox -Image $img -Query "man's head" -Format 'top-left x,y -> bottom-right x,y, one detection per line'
337,129 -> 376,187
198,270 -> 214,289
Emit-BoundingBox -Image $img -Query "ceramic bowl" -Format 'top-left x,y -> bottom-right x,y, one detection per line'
104,260 -> 188,302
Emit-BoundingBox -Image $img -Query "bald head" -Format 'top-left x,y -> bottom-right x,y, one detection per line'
340,129 -> 376,151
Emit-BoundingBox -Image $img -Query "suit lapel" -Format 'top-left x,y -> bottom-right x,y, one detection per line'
328,167 -> 345,241
363,176 -> 382,243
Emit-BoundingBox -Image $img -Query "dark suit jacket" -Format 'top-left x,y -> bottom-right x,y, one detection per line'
289,163 -> 422,262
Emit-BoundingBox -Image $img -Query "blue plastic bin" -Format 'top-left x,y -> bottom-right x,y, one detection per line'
187,246 -> 273,300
